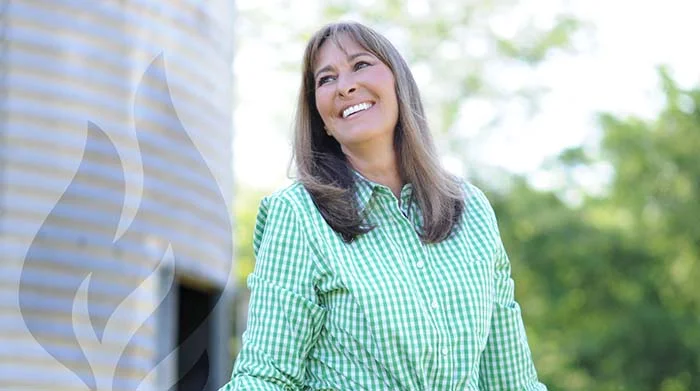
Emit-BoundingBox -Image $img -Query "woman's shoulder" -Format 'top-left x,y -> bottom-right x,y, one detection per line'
454,178 -> 491,206
252,181 -> 319,252
261,181 -> 313,208
454,178 -> 498,226
256,181 -> 318,223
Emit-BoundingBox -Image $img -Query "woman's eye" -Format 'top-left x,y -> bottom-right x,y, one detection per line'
317,75 -> 335,86
354,61 -> 371,71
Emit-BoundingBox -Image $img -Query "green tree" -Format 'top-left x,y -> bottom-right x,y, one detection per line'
590,69 -> 699,390
487,71 -> 700,390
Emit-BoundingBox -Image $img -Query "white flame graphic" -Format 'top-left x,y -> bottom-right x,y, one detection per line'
18,54 -> 234,391
71,245 -> 175,391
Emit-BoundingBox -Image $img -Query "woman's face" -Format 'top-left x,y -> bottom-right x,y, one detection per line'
313,35 -> 399,152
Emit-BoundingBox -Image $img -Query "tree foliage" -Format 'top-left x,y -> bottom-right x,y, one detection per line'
487,71 -> 700,390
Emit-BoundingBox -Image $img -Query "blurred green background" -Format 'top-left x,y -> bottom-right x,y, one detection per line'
230,1 -> 700,389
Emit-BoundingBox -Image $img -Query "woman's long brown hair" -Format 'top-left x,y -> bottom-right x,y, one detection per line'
292,22 -> 464,243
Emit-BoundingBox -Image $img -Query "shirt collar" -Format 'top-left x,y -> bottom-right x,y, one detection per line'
351,169 -> 378,214
351,169 -> 414,214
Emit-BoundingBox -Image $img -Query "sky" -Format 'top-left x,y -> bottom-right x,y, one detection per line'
232,0 -> 700,192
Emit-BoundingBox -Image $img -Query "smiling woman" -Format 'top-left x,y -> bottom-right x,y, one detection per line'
313,37 -> 399,156
218,21 -> 547,391
296,22 -> 465,244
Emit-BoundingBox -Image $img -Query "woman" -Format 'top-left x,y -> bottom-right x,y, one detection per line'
220,22 -> 546,390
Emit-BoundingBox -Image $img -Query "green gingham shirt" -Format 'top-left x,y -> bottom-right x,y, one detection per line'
220,173 -> 546,390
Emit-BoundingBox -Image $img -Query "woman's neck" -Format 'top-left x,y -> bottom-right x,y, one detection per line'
343,146 -> 403,198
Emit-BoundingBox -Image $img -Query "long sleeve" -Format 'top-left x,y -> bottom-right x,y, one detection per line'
476,191 -> 547,391
219,195 -> 326,391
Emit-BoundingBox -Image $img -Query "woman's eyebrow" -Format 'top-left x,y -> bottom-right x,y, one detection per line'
347,51 -> 372,61
314,52 -> 373,79
314,65 -> 334,80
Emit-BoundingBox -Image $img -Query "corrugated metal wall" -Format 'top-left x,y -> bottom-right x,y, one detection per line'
0,1 -> 235,390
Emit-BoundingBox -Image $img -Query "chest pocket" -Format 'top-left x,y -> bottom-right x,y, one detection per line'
428,219 -> 496,353
430,248 -> 493,351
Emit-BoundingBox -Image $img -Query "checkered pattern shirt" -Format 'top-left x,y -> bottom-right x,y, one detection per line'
220,173 -> 546,390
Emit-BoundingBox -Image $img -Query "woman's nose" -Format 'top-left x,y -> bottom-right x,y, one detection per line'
336,74 -> 357,96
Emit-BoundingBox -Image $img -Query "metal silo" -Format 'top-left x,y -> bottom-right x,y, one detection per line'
0,1 -> 236,390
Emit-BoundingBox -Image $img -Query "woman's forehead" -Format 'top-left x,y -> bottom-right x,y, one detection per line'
314,35 -> 372,66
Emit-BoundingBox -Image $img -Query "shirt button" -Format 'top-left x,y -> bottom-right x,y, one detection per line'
431,300 -> 439,310
441,348 -> 449,356
416,260 -> 425,269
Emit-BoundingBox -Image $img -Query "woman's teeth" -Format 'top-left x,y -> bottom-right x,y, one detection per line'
342,102 -> 373,118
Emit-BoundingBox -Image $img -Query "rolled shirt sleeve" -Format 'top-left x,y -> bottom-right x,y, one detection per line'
219,195 -> 326,391
475,189 -> 547,391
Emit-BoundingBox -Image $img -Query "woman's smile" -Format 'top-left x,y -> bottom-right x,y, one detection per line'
341,101 -> 375,119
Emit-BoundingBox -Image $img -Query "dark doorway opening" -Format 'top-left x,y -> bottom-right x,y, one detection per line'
177,283 -> 216,391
